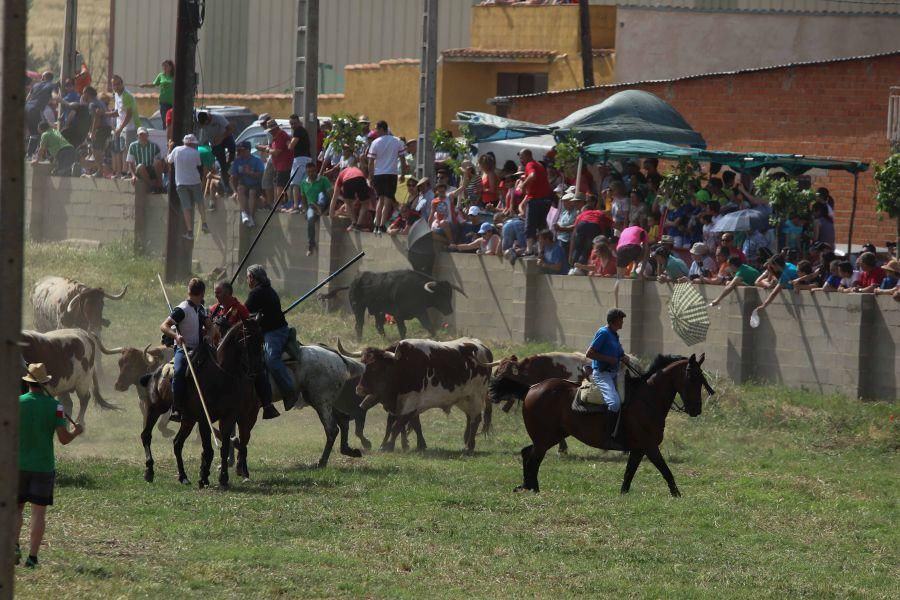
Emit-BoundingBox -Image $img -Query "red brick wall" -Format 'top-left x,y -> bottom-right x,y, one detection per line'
508,54 -> 900,247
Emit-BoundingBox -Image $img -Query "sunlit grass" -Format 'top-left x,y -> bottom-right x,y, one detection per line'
14,242 -> 899,599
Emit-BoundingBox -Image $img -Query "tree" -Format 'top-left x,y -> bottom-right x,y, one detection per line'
873,153 -> 900,251
658,158 -> 701,208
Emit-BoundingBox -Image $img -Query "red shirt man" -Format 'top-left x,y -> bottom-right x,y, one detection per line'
267,122 -> 293,172
575,208 -> 614,232
209,282 -> 251,326
522,157 -> 551,201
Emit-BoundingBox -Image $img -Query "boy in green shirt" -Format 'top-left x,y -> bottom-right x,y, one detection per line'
16,363 -> 83,568
299,161 -> 332,256
709,256 -> 763,306
32,122 -> 78,176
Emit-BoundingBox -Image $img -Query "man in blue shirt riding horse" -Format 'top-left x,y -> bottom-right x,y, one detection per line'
587,308 -> 632,411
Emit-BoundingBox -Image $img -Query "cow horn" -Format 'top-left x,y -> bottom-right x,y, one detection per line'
65,291 -> 88,315
423,281 -> 437,294
142,343 -> 155,363
449,283 -> 468,298
359,394 -> 380,410
97,339 -> 124,355
336,339 -> 362,358
103,285 -> 128,300
481,360 -> 502,367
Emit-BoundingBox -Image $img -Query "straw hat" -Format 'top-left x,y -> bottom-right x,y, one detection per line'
22,362 -> 52,384
882,259 -> 900,274
690,242 -> 709,256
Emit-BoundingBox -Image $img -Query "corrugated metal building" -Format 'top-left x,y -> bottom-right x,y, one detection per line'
112,0 -> 474,95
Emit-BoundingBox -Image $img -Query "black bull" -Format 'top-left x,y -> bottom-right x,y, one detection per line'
346,270 -> 467,341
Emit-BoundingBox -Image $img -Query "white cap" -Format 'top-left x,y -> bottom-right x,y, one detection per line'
467,206 -> 481,216
182,134 -> 199,145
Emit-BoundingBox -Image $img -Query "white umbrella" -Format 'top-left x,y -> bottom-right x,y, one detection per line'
710,209 -> 766,233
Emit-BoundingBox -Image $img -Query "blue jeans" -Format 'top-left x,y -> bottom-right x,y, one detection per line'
171,347 -> 188,406
591,369 -> 621,412
264,327 -> 295,400
307,191 -> 328,247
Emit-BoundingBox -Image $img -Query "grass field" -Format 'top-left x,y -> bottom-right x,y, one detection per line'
14,242 -> 899,599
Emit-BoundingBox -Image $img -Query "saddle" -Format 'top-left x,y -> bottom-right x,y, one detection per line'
572,379 -> 608,414
283,327 -> 302,363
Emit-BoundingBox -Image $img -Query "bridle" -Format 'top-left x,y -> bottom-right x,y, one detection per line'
211,320 -> 262,380
640,360 -> 714,414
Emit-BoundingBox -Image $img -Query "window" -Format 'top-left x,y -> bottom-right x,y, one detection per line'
496,73 -> 549,117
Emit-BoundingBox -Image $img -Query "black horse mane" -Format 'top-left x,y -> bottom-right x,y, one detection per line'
642,354 -> 687,381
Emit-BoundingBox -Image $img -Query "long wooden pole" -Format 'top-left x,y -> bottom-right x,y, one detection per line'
282,251 -> 365,315
157,275 -> 218,447
846,172 -> 859,255
0,1 -> 27,595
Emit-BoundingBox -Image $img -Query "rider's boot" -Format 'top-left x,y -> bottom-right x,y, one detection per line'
169,379 -> 186,423
607,411 -> 625,451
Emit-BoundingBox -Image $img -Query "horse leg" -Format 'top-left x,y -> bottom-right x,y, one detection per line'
620,450 -> 645,495
217,417 -> 234,489
645,447 -> 681,497
235,414 -> 252,480
197,419 -> 214,489
410,414 -> 427,451
225,422 -> 236,467
338,413 -> 362,458
140,406 -> 163,483
515,445 -> 546,493
172,419 -> 195,485
354,414 -> 372,450
558,438 -> 569,455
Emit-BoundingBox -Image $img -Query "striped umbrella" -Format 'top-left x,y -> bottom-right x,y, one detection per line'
668,283 -> 710,347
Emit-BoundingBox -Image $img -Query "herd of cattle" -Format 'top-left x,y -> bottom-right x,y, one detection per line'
21,273 -> 596,477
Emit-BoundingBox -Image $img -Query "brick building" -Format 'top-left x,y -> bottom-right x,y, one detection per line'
493,52 -> 900,248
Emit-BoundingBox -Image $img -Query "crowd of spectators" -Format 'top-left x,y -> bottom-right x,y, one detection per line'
318,126 -> 899,303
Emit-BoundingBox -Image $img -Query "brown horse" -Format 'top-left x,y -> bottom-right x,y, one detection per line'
140,318 -> 264,488
514,354 -> 712,496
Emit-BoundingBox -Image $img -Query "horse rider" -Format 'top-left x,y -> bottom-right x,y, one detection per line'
159,278 -> 207,423
209,280 -> 280,420
244,265 -> 299,412
586,308 -> 631,445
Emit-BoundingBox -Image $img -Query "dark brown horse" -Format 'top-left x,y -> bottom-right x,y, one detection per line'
514,354 -> 712,496
140,318 -> 264,488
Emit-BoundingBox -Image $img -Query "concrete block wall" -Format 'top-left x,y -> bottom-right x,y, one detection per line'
28,165 -> 137,245
23,177 -> 900,400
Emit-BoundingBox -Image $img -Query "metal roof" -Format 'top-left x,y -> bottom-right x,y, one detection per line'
590,0 -> 900,17
490,50 -> 900,103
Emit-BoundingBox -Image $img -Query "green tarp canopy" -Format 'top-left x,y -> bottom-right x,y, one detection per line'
582,139 -> 869,174
458,90 -> 707,148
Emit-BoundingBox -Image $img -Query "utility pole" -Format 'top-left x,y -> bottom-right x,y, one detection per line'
60,0 -> 78,81
164,0 -> 200,283
0,1 -> 27,596
416,0 -> 438,181
578,0 -> 594,88
293,0 -> 320,143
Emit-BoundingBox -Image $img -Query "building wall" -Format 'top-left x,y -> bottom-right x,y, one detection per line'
504,53 -> 900,247
469,5 -> 616,53
24,169 -> 900,401
615,9 -> 900,83
113,0 -> 474,95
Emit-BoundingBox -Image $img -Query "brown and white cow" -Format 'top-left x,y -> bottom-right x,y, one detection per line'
31,276 -> 128,335
353,338 -> 493,453
488,352 -> 590,411
112,344 -> 176,437
20,328 -> 121,427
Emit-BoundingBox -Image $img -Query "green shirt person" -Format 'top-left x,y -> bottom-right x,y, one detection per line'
16,363 -> 83,569
139,59 -> 176,121
710,256 -> 763,307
